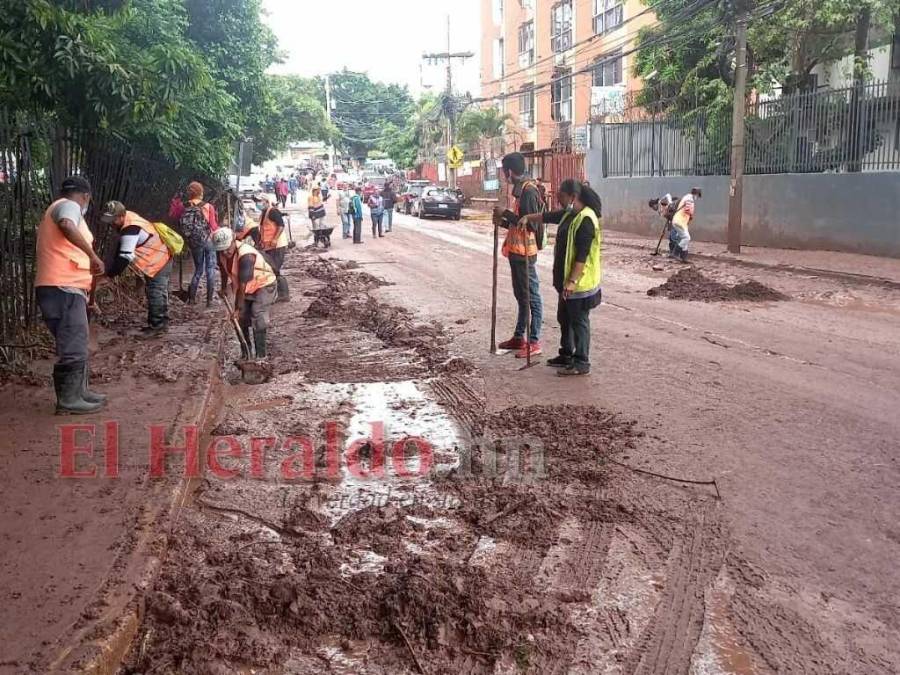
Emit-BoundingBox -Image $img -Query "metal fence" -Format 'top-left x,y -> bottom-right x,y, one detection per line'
591,79 -> 900,177
0,114 -> 220,364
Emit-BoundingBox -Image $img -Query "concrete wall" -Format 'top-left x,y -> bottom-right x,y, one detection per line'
585,151 -> 900,257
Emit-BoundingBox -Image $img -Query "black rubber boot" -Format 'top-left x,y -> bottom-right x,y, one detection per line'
54,363 -> 104,415
254,329 -> 268,359
206,284 -> 214,309
81,362 -> 107,405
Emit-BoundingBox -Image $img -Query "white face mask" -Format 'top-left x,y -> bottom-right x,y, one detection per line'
81,203 -> 89,216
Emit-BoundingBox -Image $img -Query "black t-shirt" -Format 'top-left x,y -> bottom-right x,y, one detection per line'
545,208 -> 595,293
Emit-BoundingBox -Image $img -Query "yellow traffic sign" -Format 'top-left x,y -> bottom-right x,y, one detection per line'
447,145 -> 464,166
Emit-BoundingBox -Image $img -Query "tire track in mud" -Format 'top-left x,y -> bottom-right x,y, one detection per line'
627,504 -> 725,675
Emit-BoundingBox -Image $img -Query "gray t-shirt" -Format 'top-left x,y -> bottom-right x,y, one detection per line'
51,198 -> 89,298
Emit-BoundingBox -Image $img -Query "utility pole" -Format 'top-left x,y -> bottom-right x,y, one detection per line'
727,7 -> 749,254
422,16 -> 473,189
325,74 -> 337,171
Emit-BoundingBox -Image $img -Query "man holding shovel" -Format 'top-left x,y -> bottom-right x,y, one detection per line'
492,152 -> 546,359
212,228 -> 277,359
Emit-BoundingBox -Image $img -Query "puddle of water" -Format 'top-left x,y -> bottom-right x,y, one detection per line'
311,380 -> 464,525
691,568 -> 765,675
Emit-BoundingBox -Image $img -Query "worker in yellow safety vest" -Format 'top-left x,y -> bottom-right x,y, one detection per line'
100,201 -> 174,336
212,227 -> 277,359
519,179 -> 603,376
34,175 -> 108,414
491,152 -> 547,359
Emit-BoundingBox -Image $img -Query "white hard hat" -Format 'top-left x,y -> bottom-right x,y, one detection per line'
211,227 -> 235,252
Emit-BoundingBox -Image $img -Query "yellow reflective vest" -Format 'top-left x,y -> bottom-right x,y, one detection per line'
563,206 -> 602,294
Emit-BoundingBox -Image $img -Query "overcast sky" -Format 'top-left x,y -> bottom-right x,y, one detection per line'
262,0 -> 481,97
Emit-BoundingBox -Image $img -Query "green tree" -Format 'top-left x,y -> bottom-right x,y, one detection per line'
329,70 -> 416,159
456,107 -> 511,147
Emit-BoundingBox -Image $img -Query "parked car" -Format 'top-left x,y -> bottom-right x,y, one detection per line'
398,180 -> 433,214
412,186 -> 462,220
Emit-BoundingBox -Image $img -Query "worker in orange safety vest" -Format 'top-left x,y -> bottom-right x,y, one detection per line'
212,227 -> 277,359
34,175 -> 108,415
101,201 -> 174,336
492,152 -> 547,359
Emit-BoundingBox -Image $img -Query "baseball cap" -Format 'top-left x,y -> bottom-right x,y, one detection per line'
60,175 -> 92,195
100,200 -> 126,224
211,227 -> 235,252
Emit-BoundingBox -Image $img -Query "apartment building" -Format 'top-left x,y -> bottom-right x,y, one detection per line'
480,0 -> 655,152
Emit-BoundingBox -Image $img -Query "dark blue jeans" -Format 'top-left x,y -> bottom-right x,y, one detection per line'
189,240 -> 216,302
383,207 -> 394,231
509,256 -> 542,343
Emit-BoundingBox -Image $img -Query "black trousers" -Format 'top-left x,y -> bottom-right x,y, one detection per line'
146,260 -> 172,327
266,247 -> 289,300
556,290 -> 601,370
37,287 -> 89,365
353,216 -> 363,243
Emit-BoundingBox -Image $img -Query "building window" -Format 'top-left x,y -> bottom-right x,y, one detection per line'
493,38 -> 505,79
593,0 -> 623,34
492,0 -> 504,26
519,86 -> 535,129
519,0 -> 534,8
551,68 -> 572,122
551,1 -> 573,53
592,50 -> 624,86
518,21 -> 535,67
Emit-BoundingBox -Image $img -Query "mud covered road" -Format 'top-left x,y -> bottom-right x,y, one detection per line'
117,206 -> 900,674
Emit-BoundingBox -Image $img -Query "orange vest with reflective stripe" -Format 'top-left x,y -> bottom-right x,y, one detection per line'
259,208 -> 289,250
35,199 -> 94,290
502,182 -> 540,258
229,242 -> 277,295
126,212 -> 171,278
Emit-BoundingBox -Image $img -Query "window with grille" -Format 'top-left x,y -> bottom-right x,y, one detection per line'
551,1 -> 573,53
519,0 -> 534,9
593,0 -> 623,35
493,38 -> 505,79
592,50 -> 624,86
519,86 -> 535,128
551,69 -> 572,122
518,21 -> 535,66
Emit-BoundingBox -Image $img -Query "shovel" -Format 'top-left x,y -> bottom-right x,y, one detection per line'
651,220 -> 668,257
286,213 -> 297,250
221,294 -> 272,385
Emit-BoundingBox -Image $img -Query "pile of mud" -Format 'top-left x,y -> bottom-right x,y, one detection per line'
648,268 -> 789,302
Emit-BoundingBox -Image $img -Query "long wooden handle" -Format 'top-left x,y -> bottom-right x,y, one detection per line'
221,294 -> 252,355
490,222 -> 499,353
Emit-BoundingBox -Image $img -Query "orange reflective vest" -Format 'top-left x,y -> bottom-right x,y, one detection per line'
502,181 -> 541,258
259,208 -> 289,251
126,212 -> 172,278
35,199 -> 94,290
229,242 -> 277,295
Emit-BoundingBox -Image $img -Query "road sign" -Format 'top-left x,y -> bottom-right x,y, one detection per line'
447,145 -> 464,168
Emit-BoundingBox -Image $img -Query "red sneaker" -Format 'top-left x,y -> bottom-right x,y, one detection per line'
498,336 -> 525,350
515,342 -> 542,358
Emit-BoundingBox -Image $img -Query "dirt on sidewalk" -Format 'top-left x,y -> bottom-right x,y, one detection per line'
120,251 -> 858,675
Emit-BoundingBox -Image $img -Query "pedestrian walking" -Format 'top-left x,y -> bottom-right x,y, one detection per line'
101,201 -> 175,337
381,182 -> 397,233
351,186 -> 364,244
276,178 -> 289,208
492,152 -> 547,359
288,175 -> 298,204
368,192 -> 384,238
34,176 -> 107,414
213,228 -> 277,359
337,187 -> 352,239
519,180 -> 602,376
178,181 -> 218,308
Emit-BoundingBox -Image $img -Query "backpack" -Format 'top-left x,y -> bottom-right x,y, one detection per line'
521,181 -> 548,251
179,202 -> 211,249
153,222 -> 185,256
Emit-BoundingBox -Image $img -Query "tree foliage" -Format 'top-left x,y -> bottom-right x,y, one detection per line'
329,70 -> 416,159
0,0 -> 333,174
457,107 -> 511,146
634,0 -> 900,114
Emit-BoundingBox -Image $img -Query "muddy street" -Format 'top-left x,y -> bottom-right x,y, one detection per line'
116,204 -> 900,674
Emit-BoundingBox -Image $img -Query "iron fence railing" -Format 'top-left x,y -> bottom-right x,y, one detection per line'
591,79 -> 900,177
0,113 -> 222,364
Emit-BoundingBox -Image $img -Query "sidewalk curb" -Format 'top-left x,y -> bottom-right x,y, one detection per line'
47,322 -> 226,675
